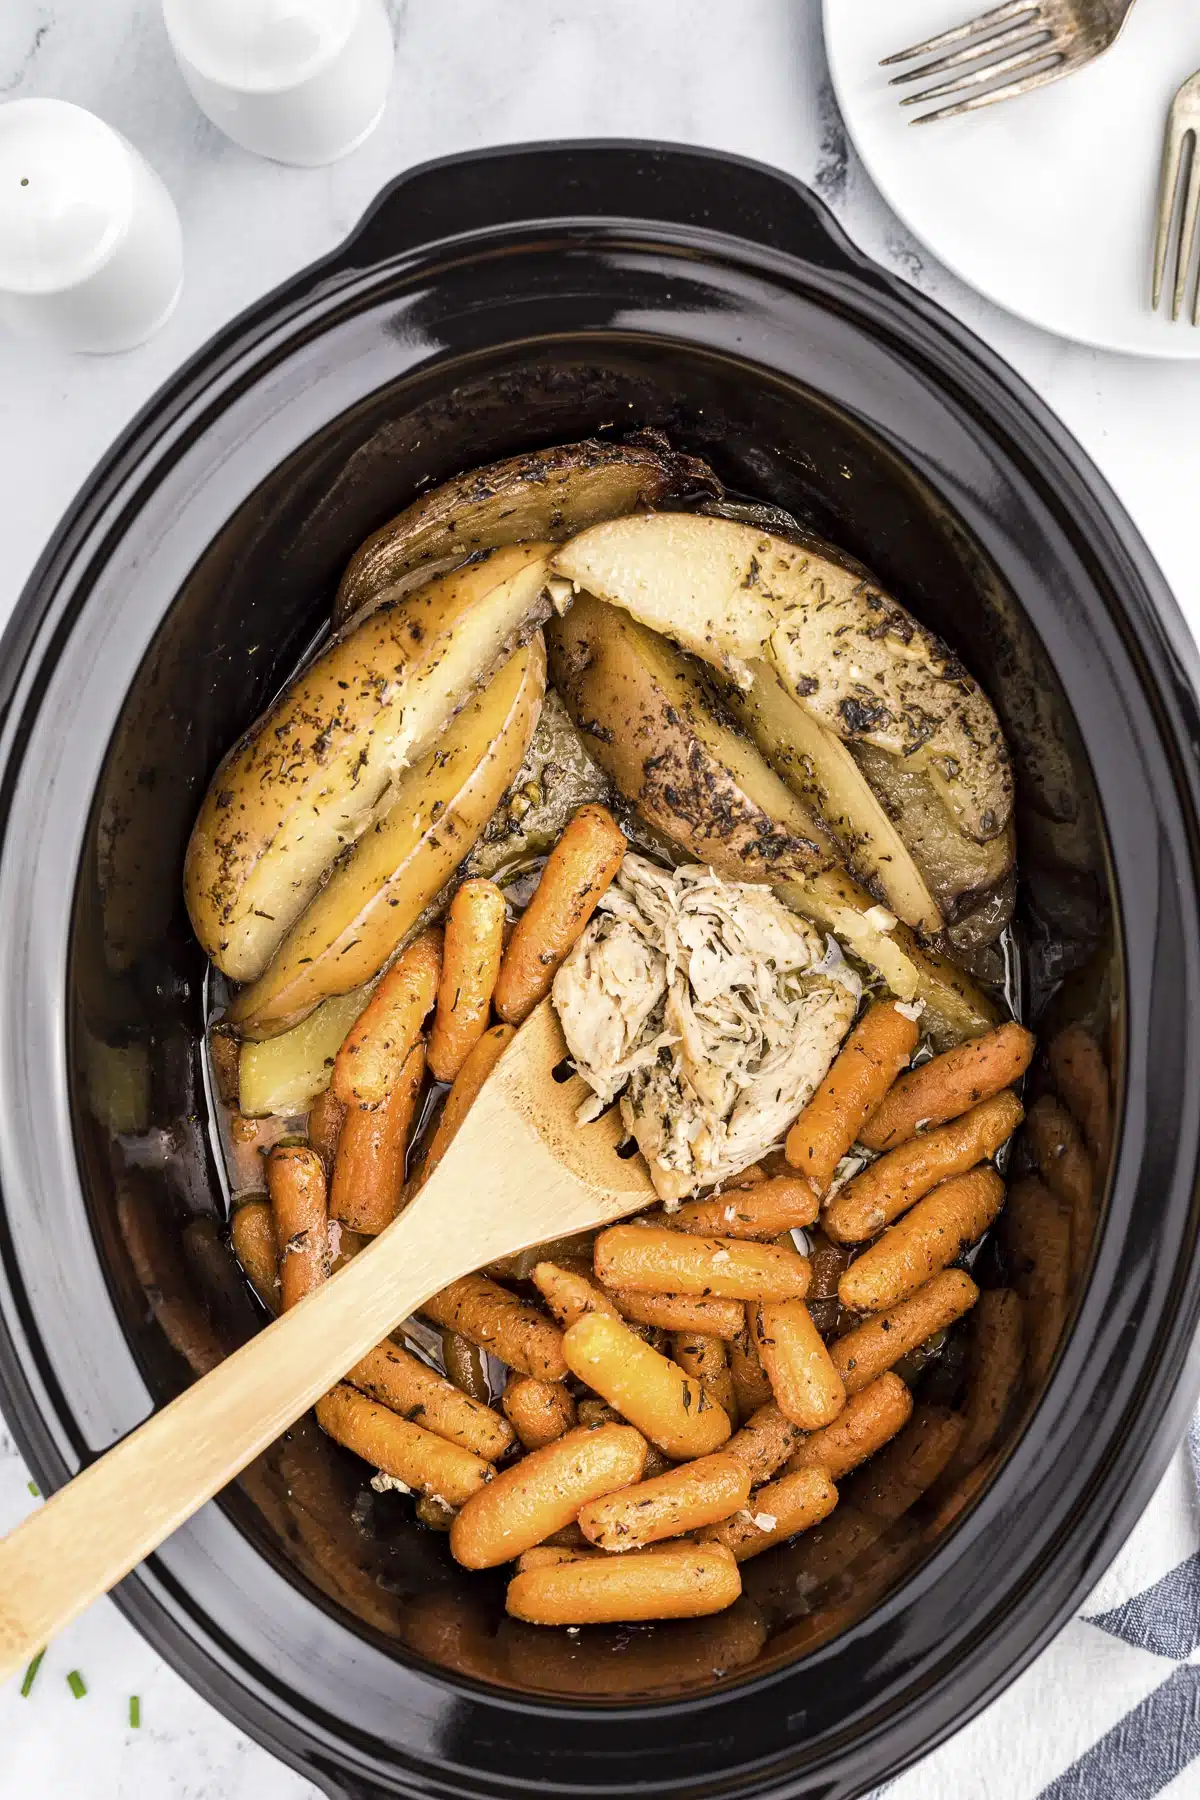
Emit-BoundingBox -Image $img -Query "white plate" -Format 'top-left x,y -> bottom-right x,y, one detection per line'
823,0 -> 1200,357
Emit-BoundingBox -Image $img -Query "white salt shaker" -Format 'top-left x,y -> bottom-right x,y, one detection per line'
0,99 -> 183,355
163,0 -> 394,167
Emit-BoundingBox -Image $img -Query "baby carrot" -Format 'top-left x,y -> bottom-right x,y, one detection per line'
329,1039 -> 424,1234
785,1001 -> 920,1194
723,1403 -> 805,1487
506,1541 -> 742,1625
847,1404 -> 966,1522
943,1288 -> 1024,1482
421,1273 -> 566,1381
347,1340 -> 514,1461
1047,1024 -> 1111,1168
503,1375 -> 578,1450
266,1145 -> 328,1312
1003,1176 -> 1071,1386
1023,1093 -> 1095,1285
316,1383 -> 492,1506
729,1312 -> 773,1417
830,1270 -> 979,1395
859,1021 -> 1035,1153
562,1313 -> 731,1460
838,1167 -> 1006,1314
428,879 -> 506,1081
701,1466 -> 838,1562
671,1332 -> 738,1425
421,1024 -> 514,1181
668,1175 -> 820,1240
753,1301 -> 846,1430
594,1225 -> 810,1304
787,1371 -> 913,1482
331,928 -> 441,1108
578,1453 -> 751,1550
609,1289 -> 746,1339
494,804 -> 627,1024
230,1197 -> 279,1313
306,1085 -> 346,1176
532,1260 -> 624,1329
450,1422 -> 646,1568
823,1090 -> 1023,1244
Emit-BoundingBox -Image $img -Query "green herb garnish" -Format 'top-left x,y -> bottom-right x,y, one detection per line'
66,1669 -> 87,1699
20,1649 -> 45,1696
26,1480 -> 39,1497
129,1695 -> 141,1728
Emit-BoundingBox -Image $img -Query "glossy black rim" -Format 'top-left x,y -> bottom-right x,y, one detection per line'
0,143 -> 1197,1800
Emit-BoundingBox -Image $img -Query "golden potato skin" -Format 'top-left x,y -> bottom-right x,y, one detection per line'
186,546 -> 551,982
718,661 -> 942,934
851,740 -> 1015,922
548,593 -> 836,882
334,436 -> 721,626
551,513 -> 1012,847
229,641 -> 545,1037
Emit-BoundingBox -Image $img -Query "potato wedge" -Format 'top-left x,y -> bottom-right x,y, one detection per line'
186,545 -> 552,982
238,985 -> 370,1117
334,436 -> 720,627
229,642 -> 545,1038
850,740 -> 1015,922
552,514 -> 1012,845
719,660 -> 942,933
547,595 -> 837,881
774,872 -> 999,1050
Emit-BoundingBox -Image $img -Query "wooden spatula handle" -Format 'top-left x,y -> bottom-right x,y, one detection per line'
0,1195 -> 463,1684
0,1000 -> 654,1682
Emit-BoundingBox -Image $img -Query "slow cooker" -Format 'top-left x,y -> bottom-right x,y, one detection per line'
1,142 -> 1198,1800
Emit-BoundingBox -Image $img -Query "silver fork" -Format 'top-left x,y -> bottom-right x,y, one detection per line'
1152,72 -> 1200,325
882,0 -> 1142,126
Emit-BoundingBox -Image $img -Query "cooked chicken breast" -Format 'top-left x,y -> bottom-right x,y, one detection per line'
552,855 -> 859,1201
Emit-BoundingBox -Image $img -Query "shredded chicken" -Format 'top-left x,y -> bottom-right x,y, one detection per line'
552,854 -> 858,1201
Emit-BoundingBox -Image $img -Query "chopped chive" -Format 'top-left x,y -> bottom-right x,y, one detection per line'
66,1669 -> 87,1699
27,1479 -> 39,1497
129,1695 -> 141,1728
20,1649 -> 45,1697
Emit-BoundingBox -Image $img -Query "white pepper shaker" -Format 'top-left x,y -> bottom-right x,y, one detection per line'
0,99 -> 183,354
163,0 -> 394,167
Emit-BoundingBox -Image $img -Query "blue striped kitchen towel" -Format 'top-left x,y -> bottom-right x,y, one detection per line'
874,1416 -> 1200,1799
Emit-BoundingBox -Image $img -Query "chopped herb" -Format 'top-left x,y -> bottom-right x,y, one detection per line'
20,1648 -> 45,1696
66,1669 -> 87,1699
129,1695 -> 141,1728
27,1479 -> 39,1497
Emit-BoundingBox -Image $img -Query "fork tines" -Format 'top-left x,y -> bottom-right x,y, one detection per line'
882,1 -> 1064,125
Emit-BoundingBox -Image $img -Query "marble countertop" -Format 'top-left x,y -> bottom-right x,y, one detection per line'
2,2 -> 1199,1795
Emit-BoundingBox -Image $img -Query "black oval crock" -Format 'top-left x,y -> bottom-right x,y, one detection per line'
1,142 -> 1199,1800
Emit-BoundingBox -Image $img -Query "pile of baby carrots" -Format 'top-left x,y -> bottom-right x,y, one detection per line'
228,801 -> 1040,1631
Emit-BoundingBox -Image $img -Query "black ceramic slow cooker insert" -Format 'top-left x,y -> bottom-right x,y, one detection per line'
1,143 -> 1199,1800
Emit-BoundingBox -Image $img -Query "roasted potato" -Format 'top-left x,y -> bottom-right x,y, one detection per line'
775,873 -> 999,1049
850,740 -> 1015,924
186,545 -> 552,982
718,660 -> 942,933
229,642 -> 545,1038
548,595 -> 837,882
552,514 -> 1012,846
334,436 -> 720,627
238,985 -> 371,1117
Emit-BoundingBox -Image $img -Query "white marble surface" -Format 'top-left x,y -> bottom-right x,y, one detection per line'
1,2 -> 1198,1795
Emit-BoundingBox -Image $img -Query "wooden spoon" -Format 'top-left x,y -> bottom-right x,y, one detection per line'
0,1000 -> 655,1681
